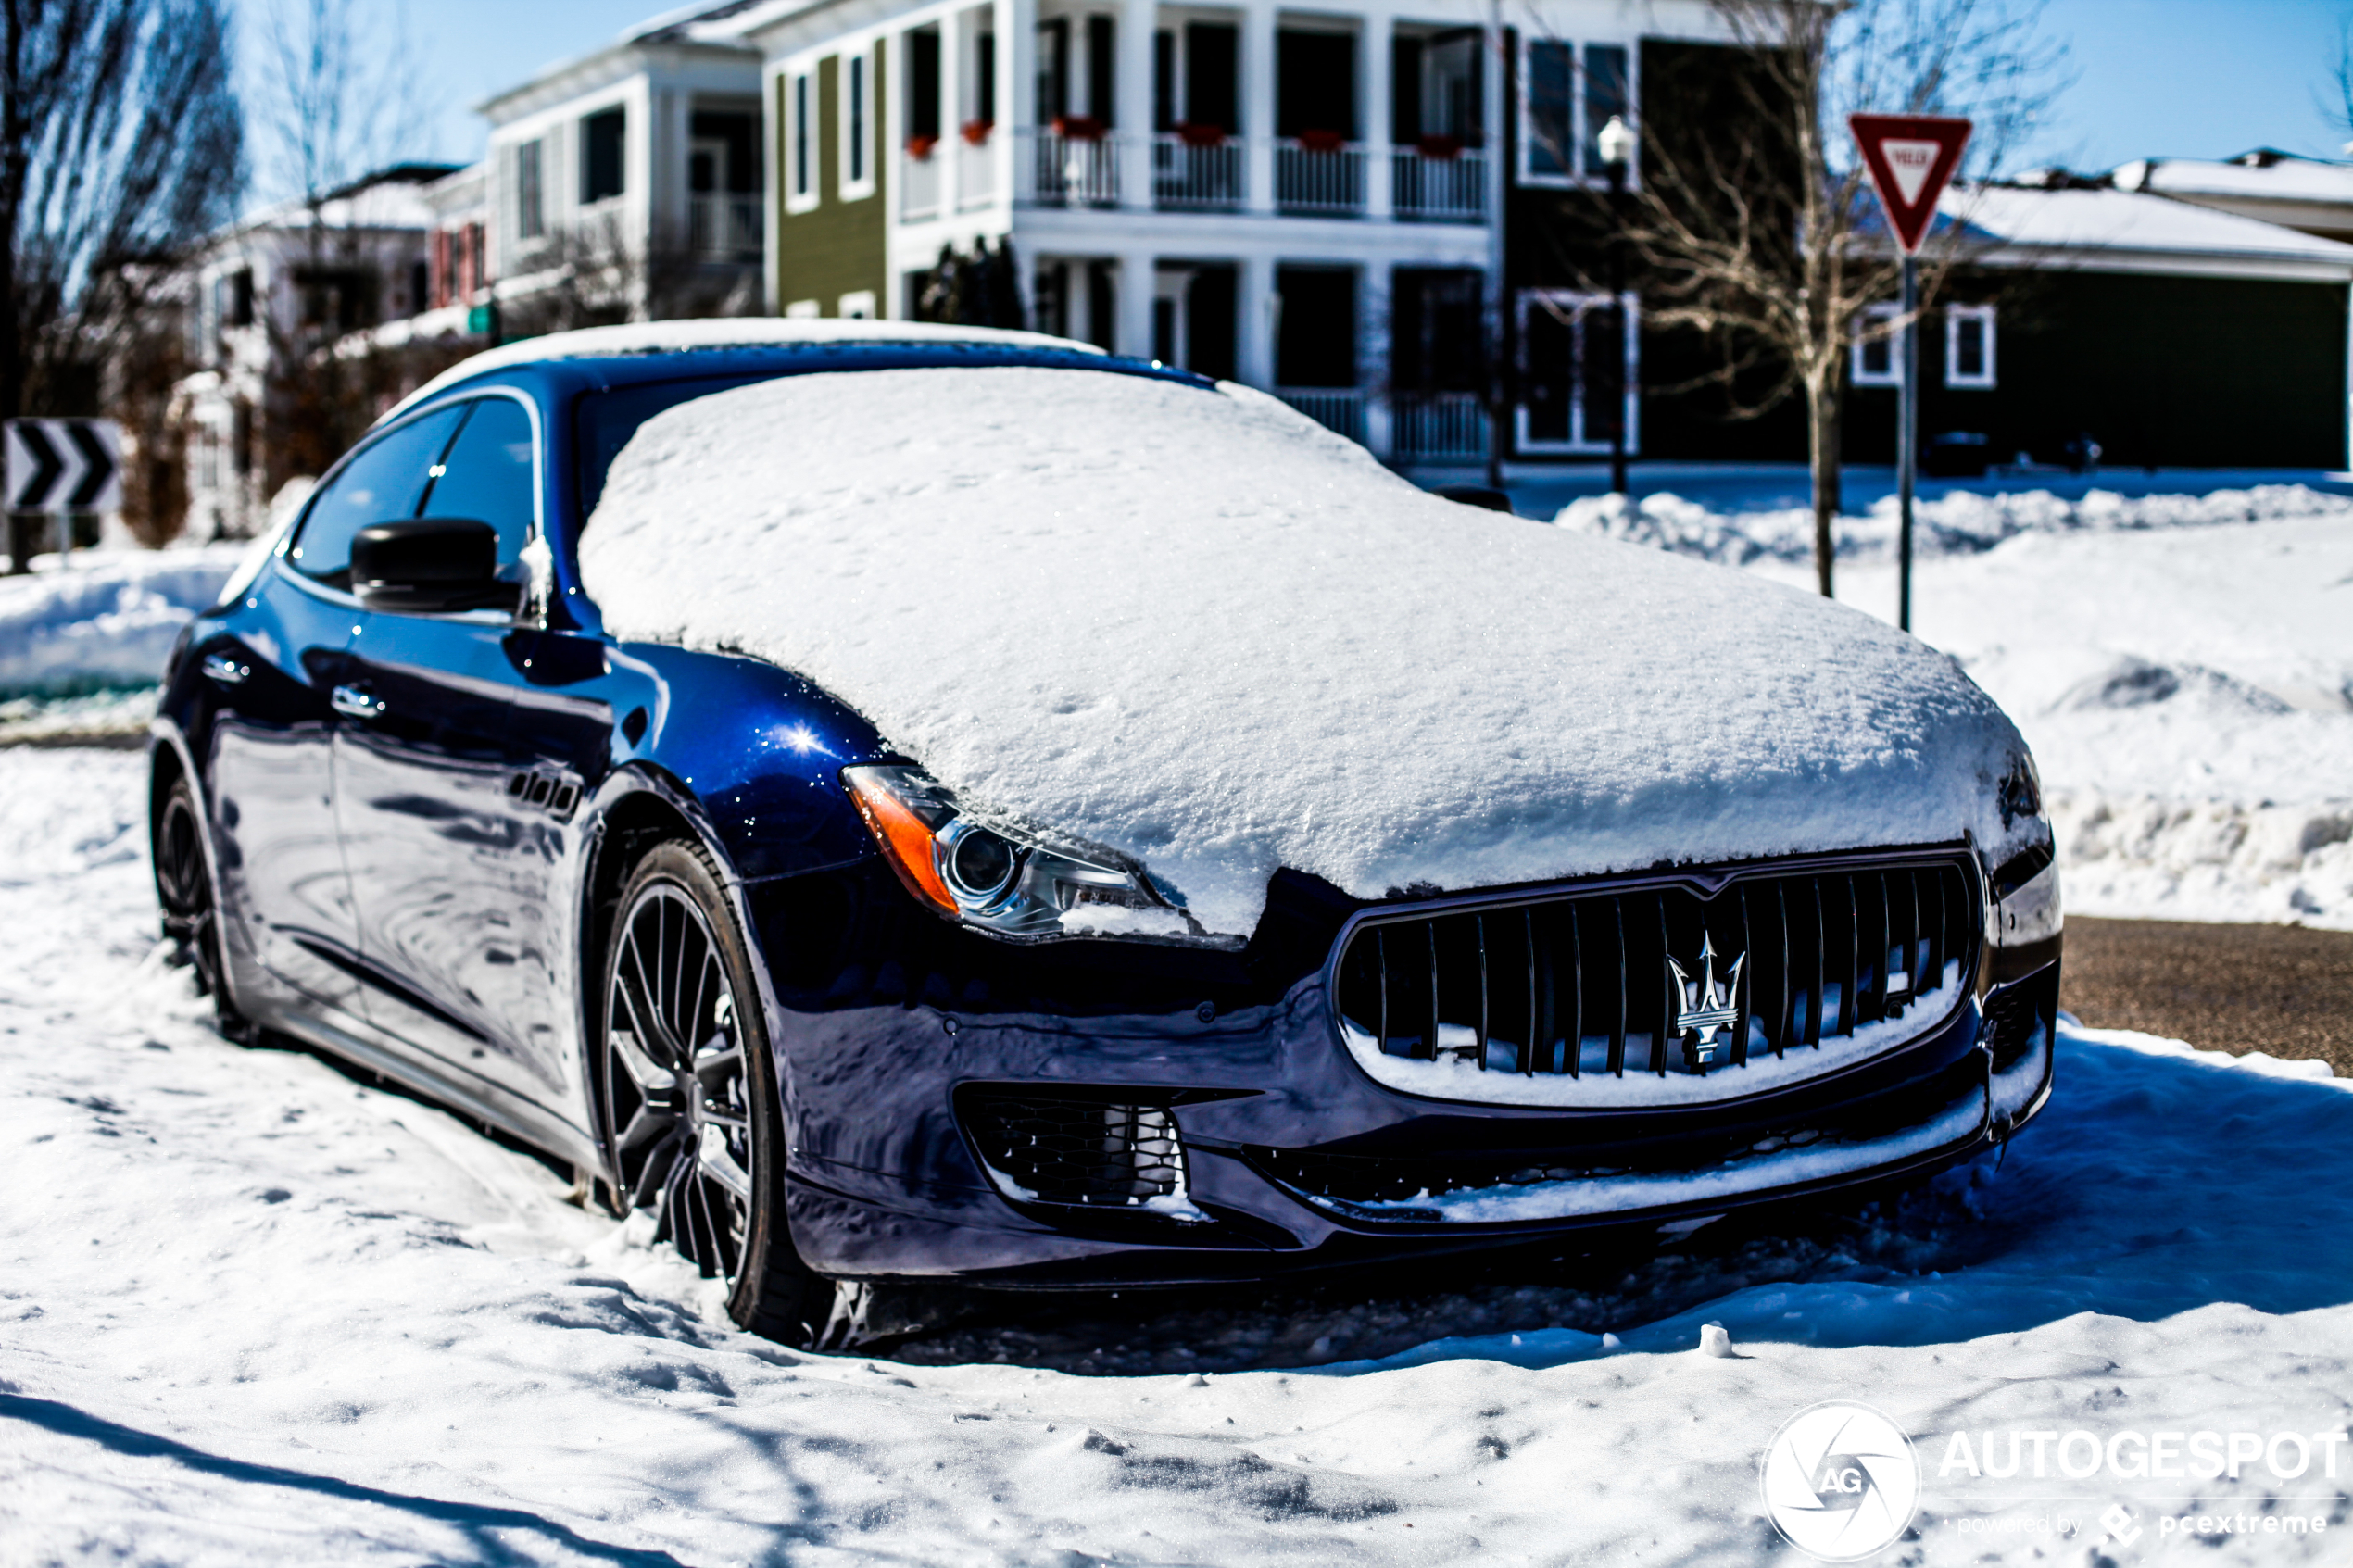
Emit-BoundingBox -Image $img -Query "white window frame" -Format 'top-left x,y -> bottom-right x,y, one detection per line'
1516,37 -> 1639,191
515,137 -> 545,239
1945,303 -> 1996,389
837,290 -> 875,320
838,43 -> 877,202
1851,302 -> 1901,387
1513,288 -> 1642,456
785,69 -> 820,214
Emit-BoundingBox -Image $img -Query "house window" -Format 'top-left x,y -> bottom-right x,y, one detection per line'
1946,304 -> 1996,388
840,46 -> 875,200
786,71 -> 818,212
1516,289 -> 1639,453
516,138 -> 545,238
1852,303 -> 1901,387
583,107 -> 625,203
1519,39 -> 1637,187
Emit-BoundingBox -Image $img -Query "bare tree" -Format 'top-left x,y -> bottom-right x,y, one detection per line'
256,0 -> 431,215
0,0 -> 242,420
1533,0 -> 2063,596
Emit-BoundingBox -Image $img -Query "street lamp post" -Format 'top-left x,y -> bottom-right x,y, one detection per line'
1596,113 -> 1635,498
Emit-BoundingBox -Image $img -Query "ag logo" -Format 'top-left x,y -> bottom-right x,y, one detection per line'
1760,1401 -> 1920,1560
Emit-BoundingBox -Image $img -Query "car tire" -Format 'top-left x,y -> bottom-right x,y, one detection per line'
154,772 -> 245,1040
597,838 -> 831,1347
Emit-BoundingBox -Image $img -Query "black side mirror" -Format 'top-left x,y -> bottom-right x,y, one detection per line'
350,520 -> 522,615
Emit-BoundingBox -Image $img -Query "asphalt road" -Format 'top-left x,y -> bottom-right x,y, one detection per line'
2063,916 -> 2353,1078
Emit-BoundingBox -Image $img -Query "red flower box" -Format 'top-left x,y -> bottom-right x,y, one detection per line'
906,132 -> 939,160
1051,114 -> 1106,142
1295,128 -> 1347,154
960,118 -> 994,146
1416,133 -> 1464,161
1173,120 -> 1228,149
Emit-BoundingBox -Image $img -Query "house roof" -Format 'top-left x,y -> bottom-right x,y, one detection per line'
221,165 -> 459,240
2113,153 -> 2353,208
1939,182 -> 2353,281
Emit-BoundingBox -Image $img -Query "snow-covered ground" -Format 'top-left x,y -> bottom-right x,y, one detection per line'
6,745 -> 2352,1564
0,546 -> 247,701
1559,486 -> 2353,929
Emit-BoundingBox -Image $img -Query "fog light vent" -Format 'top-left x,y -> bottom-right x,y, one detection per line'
960,1092 -> 1185,1208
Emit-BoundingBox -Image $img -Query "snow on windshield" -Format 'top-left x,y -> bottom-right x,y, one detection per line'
580,367 -> 2033,935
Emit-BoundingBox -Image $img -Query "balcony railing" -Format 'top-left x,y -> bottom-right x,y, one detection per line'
958,130 -> 996,209
1276,144 -> 1365,214
688,195 -> 761,259
983,135 -> 1488,223
1151,133 -> 1244,209
1392,393 -> 1491,461
900,145 -> 942,220
1277,388 -> 1366,445
1019,129 -> 1118,207
1393,148 -> 1488,222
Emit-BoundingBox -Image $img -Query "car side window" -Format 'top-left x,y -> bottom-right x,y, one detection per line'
420,397 -> 536,568
287,405 -> 468,588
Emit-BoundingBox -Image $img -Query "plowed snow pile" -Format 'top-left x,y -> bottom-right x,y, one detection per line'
4,746 -> 2351,1565
1561,494 -> 2353,928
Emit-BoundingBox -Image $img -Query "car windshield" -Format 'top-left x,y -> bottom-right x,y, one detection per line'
573,374 -> 775,526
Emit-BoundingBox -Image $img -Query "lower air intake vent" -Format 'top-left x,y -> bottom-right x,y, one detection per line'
1980,964 -> 2058,1073
959,1090 -> 1186,1207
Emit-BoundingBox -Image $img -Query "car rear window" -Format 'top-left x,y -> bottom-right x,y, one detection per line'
573,375 -> 773,527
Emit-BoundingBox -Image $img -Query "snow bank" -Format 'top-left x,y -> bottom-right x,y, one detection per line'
6,746 -> 2353,1565
0,545 -> 245,697
582,368 -> 2037,936
1556,482 -> 2353,566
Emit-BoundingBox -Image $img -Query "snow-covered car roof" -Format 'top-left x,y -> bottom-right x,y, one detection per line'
387,318 -> 1099,421
579,367 -> 2037,938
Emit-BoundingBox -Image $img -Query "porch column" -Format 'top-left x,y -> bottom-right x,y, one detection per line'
1362,262 -> 1393,458
1241,0 -> 1276,213
1239,252 -> 1276,388
940,10 -> 963,215
1119,249 -> 1156,359
996,0 -> 1031,210
1118,0 -> 1155,209
1364,13 -> 1391,220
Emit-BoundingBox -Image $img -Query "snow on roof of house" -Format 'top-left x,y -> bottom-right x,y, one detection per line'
623,0 -> 803,44
578,366 -> 2040,939
2113,153 -> 2353,208
385,318 -> 1101,420
222,165 -> 460,241
1941,183 -> 2353,278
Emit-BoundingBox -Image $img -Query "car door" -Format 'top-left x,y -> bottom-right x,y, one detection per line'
333,394 -> 568,1109
207,403 -> 469,1022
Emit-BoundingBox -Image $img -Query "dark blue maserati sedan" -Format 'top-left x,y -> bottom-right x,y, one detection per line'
152,320 -> 2063,1348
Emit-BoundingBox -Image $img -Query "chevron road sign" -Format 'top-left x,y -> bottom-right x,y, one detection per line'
6,418 -> 122,513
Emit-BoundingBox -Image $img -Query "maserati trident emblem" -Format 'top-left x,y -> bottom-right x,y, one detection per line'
1668,932 -> 1746,1073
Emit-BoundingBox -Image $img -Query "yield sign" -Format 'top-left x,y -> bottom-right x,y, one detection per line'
1849,114 -> 1971,253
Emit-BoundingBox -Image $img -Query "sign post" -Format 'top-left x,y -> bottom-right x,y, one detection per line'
1848,114 -> 1970,632
5,417 -> 122,569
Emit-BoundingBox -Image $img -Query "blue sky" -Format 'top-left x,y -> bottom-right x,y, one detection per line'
235,0 -> 2350,189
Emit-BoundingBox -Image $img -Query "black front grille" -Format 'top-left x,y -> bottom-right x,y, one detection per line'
959,1090 -> 1186,1207
1332,859 -> 1979,1078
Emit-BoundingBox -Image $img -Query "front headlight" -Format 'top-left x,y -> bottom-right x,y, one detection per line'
1987,752 -> 2061,950
842,764 -> 1210,944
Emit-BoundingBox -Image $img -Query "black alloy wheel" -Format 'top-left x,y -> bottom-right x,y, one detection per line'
155,774 -> 240,1035
597,840 -> 828,1344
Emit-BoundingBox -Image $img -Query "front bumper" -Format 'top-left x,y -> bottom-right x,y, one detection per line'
752,863 -> 2059,1287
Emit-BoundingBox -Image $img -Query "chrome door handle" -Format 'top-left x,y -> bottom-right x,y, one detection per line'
200,652 -> 249,686
330,684 -> 384,720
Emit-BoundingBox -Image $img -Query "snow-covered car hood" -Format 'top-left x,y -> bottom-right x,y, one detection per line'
580,368 -> 2037,937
